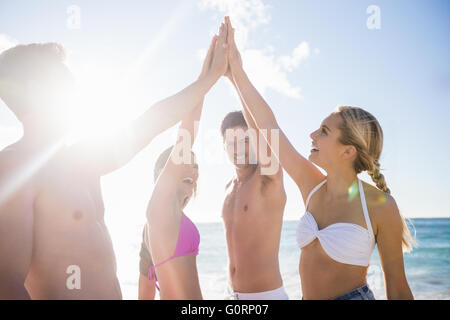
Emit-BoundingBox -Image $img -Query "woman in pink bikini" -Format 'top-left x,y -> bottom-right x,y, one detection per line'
145,22 -> 228,299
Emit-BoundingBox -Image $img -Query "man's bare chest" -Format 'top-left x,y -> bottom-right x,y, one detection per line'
34,164 -> 105,231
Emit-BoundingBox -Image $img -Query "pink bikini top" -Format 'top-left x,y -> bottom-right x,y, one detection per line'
149,213 -> 200,291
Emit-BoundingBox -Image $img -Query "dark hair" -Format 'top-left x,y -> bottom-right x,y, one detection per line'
220,110 -> 247,138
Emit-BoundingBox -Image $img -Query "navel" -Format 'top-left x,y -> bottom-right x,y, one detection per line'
244,205 -> 248,212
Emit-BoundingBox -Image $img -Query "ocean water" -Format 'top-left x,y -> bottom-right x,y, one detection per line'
116,218 -> 450,300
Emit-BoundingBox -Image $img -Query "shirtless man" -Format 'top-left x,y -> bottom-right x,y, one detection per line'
220,16 -> 288,300
221,113 -> 288,299
0,41 -> 224,299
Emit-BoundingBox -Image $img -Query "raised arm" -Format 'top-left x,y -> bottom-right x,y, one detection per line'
146,27 -> 226,258
0,165 -> 33,299
147,24 -> 226,212
225,60 -> 282,181
73,30 -> 227,177
157,32 -> 220,186
225,17 -> 324,201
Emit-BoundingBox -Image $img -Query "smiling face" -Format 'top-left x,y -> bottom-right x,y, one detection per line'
153,147 -> 199,209
178,152 -> 199,208
223,125 -> 254,169
309,112 -> 357,172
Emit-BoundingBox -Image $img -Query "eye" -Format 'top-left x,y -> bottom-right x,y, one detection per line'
321,127 -> 327,135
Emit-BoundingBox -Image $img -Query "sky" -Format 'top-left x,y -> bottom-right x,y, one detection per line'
0,0 -> 449,228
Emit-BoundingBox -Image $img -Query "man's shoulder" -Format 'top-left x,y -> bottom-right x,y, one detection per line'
0,144 -> 43,197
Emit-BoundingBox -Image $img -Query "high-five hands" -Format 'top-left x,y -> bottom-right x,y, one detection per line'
199,16 -> 242,83
200,19 -> 229,81
224,16 -> 243,82
199,34 -> 218,79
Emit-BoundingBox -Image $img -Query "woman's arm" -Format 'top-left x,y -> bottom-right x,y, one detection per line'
226,58 -> 282,180
225,17 -> 324,201
375,196 -> 414,300
146,27 -> 226,252
155,32 -> 220,187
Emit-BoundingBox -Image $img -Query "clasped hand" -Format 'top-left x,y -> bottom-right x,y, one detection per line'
199,16 -> 243,83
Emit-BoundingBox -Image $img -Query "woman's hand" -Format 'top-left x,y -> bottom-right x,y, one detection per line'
199,34 -> 218,79
224,16 -> 243,81
208,19 -> 229,80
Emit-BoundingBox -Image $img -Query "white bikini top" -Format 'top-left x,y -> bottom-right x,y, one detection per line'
296,178 -> 376,267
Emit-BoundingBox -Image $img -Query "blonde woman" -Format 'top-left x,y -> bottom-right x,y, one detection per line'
224,17 -> 414,300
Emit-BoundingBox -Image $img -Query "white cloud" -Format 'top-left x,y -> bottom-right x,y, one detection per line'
199,0 -> 270,49
0,34 -> 18,54
244,48 -> 302,99
198,0 -> 316,99
278,41 -> 310,73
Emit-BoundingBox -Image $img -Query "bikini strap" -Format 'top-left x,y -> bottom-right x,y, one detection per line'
305,179 -> 327,211
358,178 -> 374,239
148,256 -> 175,291
149,266 -> 160,291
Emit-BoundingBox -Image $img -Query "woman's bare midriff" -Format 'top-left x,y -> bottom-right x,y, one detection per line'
300,240 -> 368,300
156,255 -> 202,300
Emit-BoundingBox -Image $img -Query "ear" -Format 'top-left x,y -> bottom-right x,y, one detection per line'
341,145 -> 357,160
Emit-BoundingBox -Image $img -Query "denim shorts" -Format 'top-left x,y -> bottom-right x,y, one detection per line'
332,284 -> 375,300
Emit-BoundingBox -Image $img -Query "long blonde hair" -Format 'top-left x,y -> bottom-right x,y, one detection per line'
335,106 -> 415,252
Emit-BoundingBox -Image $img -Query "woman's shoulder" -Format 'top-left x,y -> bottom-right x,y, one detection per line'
360,180 -> 400,226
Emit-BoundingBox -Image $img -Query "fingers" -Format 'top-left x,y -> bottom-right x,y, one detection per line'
217,20 -> 228,49
199,35 -> 218,77
225,16 -> 232,32
225,16 -> 236,48
205,35 -> 218,62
